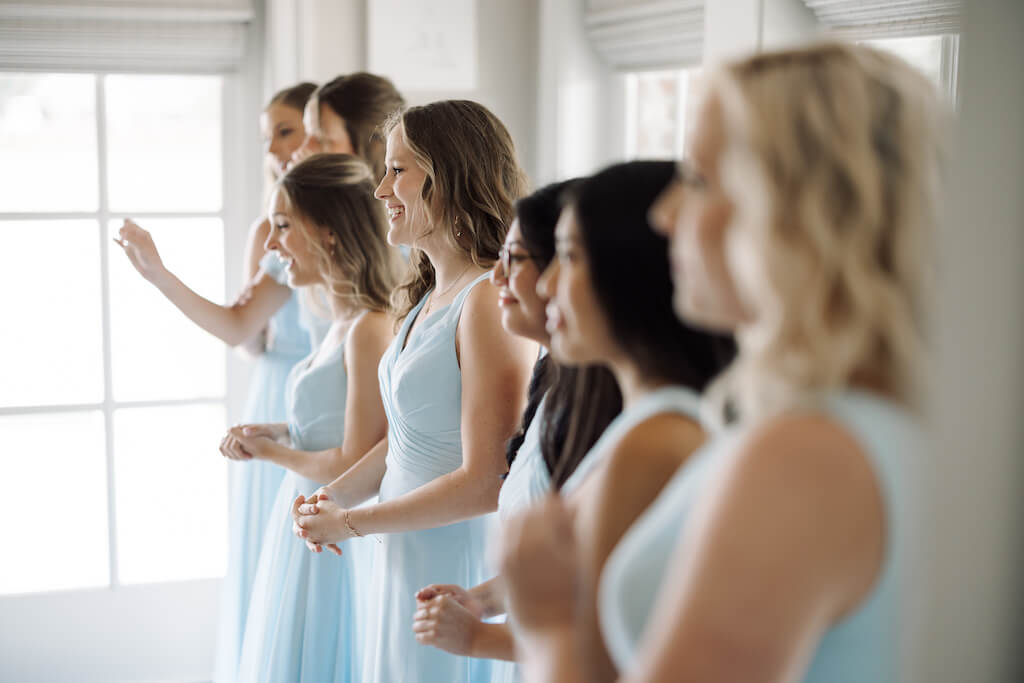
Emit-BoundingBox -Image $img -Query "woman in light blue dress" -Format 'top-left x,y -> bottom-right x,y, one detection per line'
218,154 -> 400,683
115,82 -> 325,683
483,161 -> 730,683
292,100 -> 537,683
501,42 -> 944,683
409,181 -> 623,681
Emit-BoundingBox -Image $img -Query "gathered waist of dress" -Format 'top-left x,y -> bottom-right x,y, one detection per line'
383,420 -> 464,485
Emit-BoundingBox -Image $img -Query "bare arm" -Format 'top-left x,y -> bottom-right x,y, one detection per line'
569,415 -> 706,683
115,219 -> 291,346
508,415 -> 886,683
233,313 -> 393,483
239,217 -> 273,355
297,282 -> 537,540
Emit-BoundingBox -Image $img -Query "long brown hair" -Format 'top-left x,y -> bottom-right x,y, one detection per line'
276,154 -> 399,314
384,100 -> 529,319
312,73 -> 405,181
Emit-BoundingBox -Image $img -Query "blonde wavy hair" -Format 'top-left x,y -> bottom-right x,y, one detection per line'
704,41 -> 949,421
276,154 -> 401,314
382,100 -> 529,319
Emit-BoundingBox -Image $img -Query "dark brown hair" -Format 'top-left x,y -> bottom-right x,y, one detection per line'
313,73 -> 405,181
503,181 -> 622,488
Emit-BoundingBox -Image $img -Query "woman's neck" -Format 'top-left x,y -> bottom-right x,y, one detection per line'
426,246 -> 483,297
607,355 -> 671,409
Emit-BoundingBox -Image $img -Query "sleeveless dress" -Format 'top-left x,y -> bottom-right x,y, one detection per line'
599,390 -> 921,682
497,394 -> 552,524
561,386 -> 701,497
363,273 -> 495,683
489,393 -> 553,683
233,327 -> 365,682
214,250 -> 320,683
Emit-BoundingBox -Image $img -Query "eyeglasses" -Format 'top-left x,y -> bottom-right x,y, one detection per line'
498,245 -> 543,275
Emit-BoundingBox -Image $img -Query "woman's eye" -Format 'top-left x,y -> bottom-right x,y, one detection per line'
275,222 -> 289,231
279,128 -> 293,138
392,166 -> 403,176
508,253 -> 530,264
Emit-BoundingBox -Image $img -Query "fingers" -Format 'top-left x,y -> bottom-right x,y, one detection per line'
297,502 -> 320,515
326,543 -> 342,555
219,433 -> 252,461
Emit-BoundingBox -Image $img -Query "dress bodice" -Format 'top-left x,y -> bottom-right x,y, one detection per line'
497,394 -> 552,523
560,386 -> 701,496
284,328 -> 347,453
599,390 -> 921,682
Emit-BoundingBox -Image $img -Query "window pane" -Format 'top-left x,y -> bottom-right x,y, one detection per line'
865,36 -> 945,89
0,220 -> 103,408
105,75 -> 222,213
0,73 -> 98,212
0,412 -> 109,594
114,404 -> 228,584
626,70 -> 689,160
108,218 -> 226,402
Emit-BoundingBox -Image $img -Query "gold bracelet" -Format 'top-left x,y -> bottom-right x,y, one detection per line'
344,509 -> 363,537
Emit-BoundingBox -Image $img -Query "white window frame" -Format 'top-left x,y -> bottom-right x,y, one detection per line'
0,65 -> 260,682
624,68 -> 691,161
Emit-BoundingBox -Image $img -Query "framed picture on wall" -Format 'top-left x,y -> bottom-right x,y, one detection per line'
368,0 -> 477,91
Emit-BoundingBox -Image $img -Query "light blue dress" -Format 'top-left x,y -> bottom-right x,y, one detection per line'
561,386 -> 701,497
363,273 -> 495,683
490,394 -> 553,683
599,390 -> 921,682
235,323 -> 369,683
214,250 -> 320,683
497,395 -> 552,524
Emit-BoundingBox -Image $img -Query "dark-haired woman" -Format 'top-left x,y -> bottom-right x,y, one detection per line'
410,182 -> 622,681
502,161 -> 735,683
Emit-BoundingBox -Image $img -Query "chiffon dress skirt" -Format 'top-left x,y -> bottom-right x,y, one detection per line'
236,327 -> 371,683
490,393 -> 553,683
363,274 -> 495,683
214,250 -> 321,683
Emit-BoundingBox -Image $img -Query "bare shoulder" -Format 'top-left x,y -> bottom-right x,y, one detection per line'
457,276 -> 535,373
347,311 -> 395,357
461,277 -> 501,324
459,278 -> 519,351
732,412 -> 878,498
603,413 -> 706,482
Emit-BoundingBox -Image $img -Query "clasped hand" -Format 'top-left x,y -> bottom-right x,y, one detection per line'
291,489 -> 351,556
218,423 -> 284,461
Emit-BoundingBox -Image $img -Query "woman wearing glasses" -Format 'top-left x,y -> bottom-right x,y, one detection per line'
411,181 -> 623,682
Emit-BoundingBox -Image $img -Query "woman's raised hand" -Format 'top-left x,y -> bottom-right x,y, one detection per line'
114,219 -> 170,287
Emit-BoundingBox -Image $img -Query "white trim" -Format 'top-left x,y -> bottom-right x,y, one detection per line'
0,397 -> 225,417
96,73 -> 120,590
0,4 -> 253,23
0,211 -> 223,221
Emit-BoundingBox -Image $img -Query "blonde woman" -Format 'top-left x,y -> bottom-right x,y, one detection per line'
217,154 -> 399,682
501,42 -> 946,683
292,100 -> 537,683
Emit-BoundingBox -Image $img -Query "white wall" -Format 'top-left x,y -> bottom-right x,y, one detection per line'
266,0 -> 541,183
915,1 -> 1024,681
760,0 -> 819,49
704,0 -> 819,63
535,0 -> 625,185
